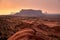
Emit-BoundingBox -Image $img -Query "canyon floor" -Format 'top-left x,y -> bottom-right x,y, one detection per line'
0,15 -> 60,40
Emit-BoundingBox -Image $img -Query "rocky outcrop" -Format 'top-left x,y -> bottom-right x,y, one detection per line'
0,15 -> 60,40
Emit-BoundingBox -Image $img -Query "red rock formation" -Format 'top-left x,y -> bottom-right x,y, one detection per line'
8,28 -> 35,40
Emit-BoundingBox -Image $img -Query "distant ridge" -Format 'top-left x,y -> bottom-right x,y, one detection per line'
14,9 -> 60,20
14,9 -> 44,17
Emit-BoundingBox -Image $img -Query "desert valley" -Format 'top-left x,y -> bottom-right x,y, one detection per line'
0,9 -> 60,40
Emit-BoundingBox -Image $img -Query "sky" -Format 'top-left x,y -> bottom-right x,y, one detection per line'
0,0 -> 60,15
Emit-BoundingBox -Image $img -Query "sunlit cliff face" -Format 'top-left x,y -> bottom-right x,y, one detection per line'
0,0 -> 60,15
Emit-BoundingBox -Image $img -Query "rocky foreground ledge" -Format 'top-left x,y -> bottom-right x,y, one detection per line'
0,16 -> 60,40
7,24 -> 60,40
